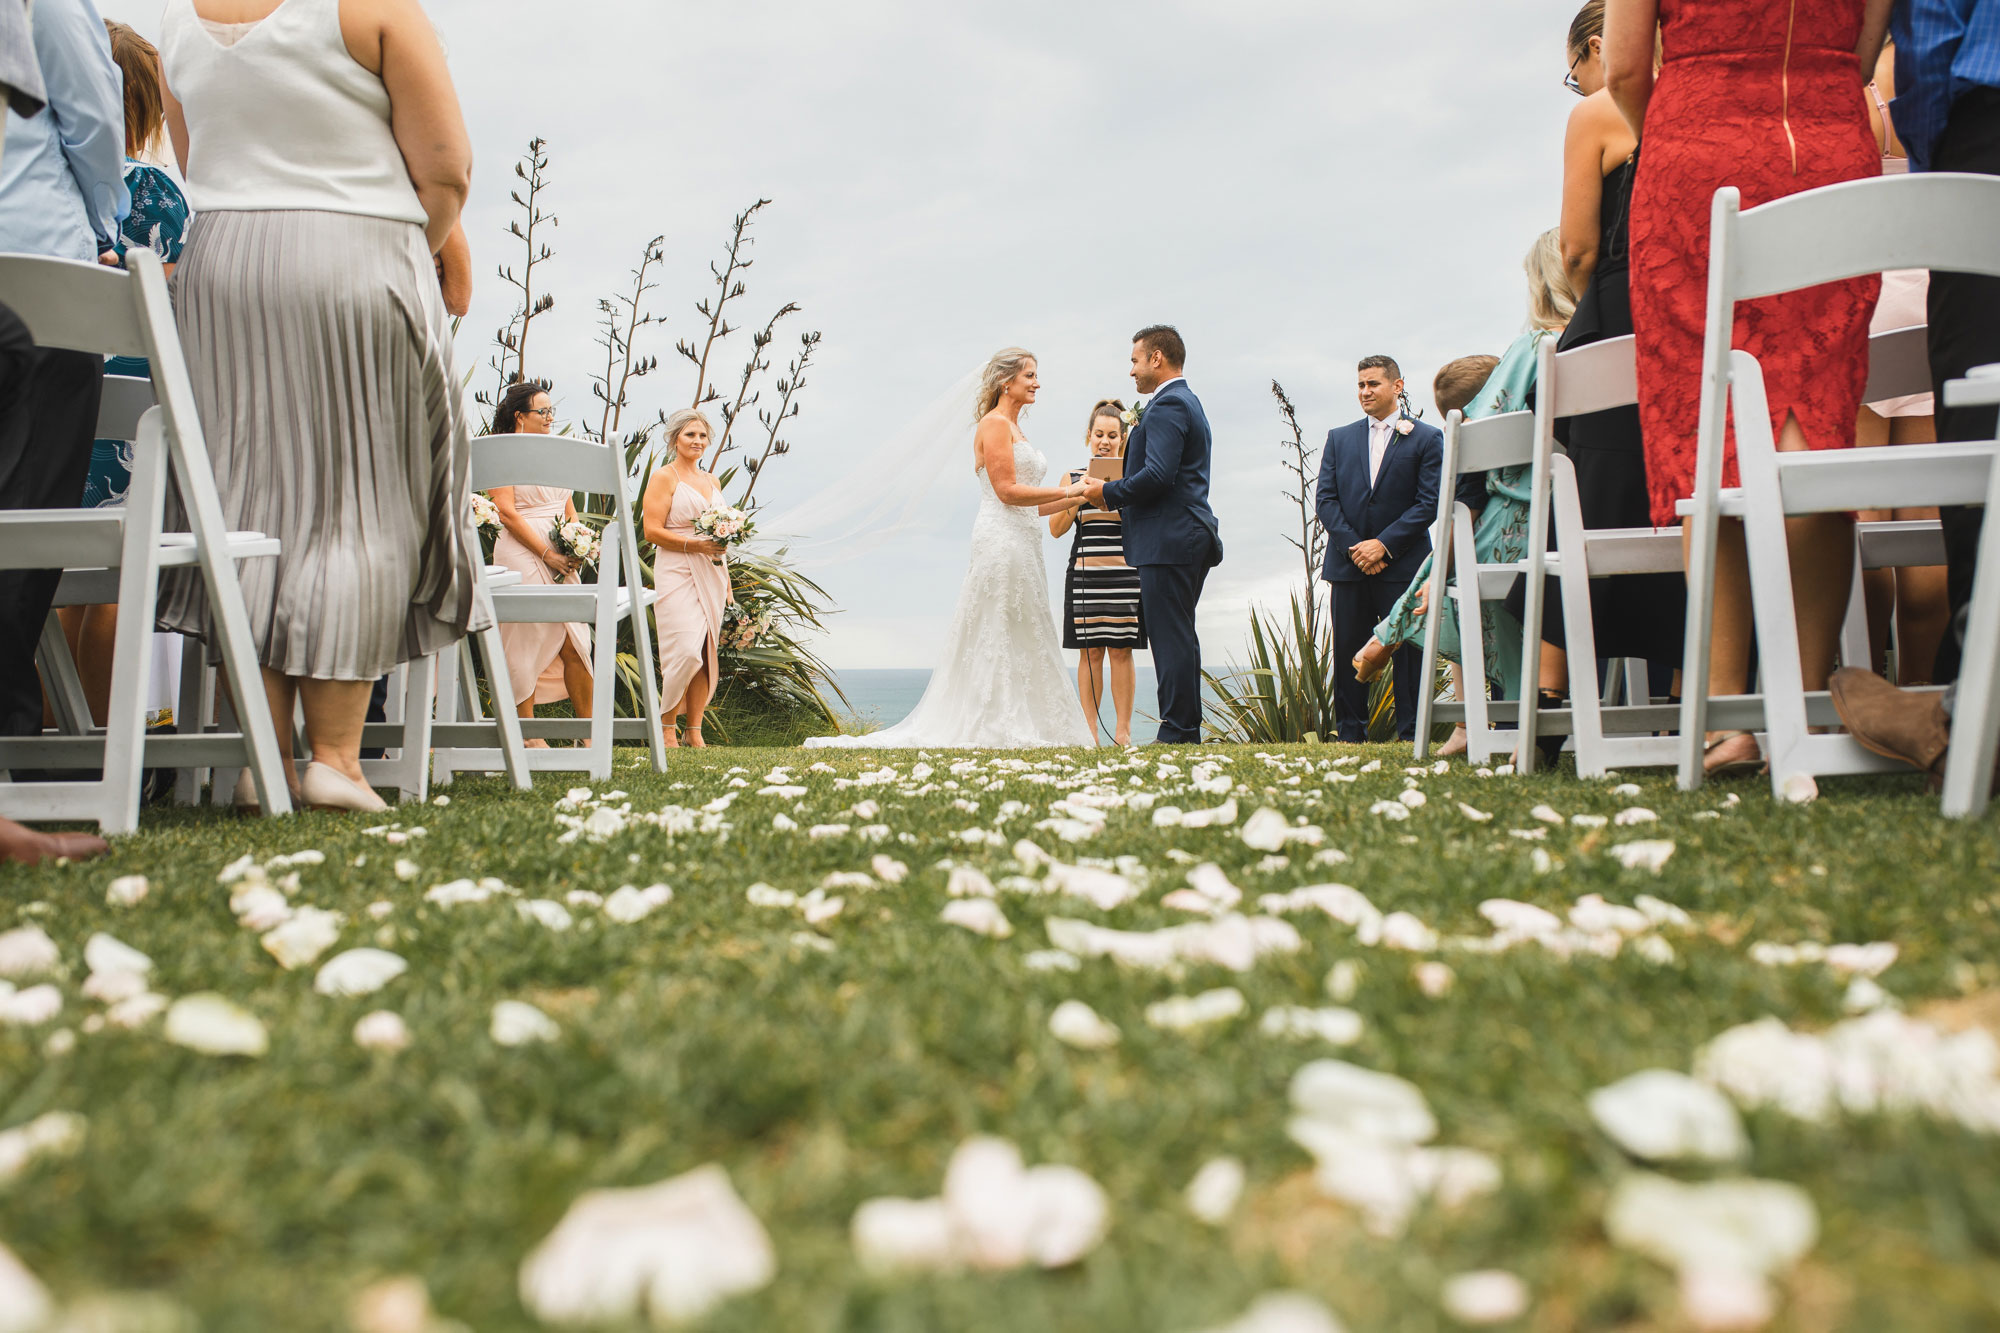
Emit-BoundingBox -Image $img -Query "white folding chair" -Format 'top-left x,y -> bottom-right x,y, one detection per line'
1939,364 -> 2000,818
1679,174 -> 2000,796
1516,334 -> 1686,776
0,251 -> 292,831
432,434 -> 666,783
1414,407 -> 1538,764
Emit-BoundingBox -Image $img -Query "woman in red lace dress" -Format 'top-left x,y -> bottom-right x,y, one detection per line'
1609,0 -> 1892,774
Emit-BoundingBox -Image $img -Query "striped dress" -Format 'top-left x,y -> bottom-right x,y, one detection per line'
1061,468 -> 1148,649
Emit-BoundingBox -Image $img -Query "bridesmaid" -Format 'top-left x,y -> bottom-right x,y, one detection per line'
1050,400 -> 1147,745
1610,0 -> 1891,775
487,382 -> 594,746
641,410 -> 730,748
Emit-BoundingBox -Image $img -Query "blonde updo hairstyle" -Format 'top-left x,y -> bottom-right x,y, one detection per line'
1525,229 -> 1578,332
660,408 -> 715,459
1087,399 -> 1128,455
976,347 -> 1037,423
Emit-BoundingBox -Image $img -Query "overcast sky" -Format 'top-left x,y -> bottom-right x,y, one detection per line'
102,0 -> 1580,670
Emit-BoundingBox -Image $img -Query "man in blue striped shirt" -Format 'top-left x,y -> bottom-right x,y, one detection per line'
1831,1 -> 2000,779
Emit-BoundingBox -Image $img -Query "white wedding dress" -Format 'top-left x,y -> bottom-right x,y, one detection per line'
806,437 -> 1093,749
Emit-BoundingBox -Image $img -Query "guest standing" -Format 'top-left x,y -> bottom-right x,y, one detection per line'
1317,356 -> 1444,743
1611,0 -> 1892,775
1051,399 -> 1147,746
1856,37 -> 1948,684
1829,0 -> 2000,775
486,381 -> 594,747
62,20 -> 193,730
157,0 -> 479,812
0,0 -> 125,745
1518,0 -> 1687,699
642,410 -> 730,748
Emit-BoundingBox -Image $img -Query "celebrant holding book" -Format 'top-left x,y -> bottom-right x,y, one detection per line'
487,382 -> 596,746
1051,399 -> 1147,746
642,409 -> 730,748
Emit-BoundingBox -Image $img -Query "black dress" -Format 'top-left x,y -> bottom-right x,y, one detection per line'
1060,468 -> 1148,650
1509,153 -> 1687,666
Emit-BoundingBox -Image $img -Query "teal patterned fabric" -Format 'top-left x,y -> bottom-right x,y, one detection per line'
1369,327 -> 1550,702
87,162 -> 191,509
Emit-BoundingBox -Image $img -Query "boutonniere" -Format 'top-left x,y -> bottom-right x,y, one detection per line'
1121,399 -> 1148,430
1394,415 -> 1415,437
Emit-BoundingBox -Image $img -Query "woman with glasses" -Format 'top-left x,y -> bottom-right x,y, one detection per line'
486,382 -> 594,746
1508,0 -> 1687,746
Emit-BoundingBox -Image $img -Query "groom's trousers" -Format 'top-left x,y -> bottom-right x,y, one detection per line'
1140,563 -> 1208,744
1331,575 -> 1421,744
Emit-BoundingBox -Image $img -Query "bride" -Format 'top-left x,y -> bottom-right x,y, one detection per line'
806,349 -> 1096,749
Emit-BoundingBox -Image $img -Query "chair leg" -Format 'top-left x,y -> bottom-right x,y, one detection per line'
1838,542 -> 1872,672
1942,500 -> 2000,817
432,640 -> 464,788
395,656 -> 434,804
475,619 -> 532,791
37,614 -> 93,737
174,637 -> 209,805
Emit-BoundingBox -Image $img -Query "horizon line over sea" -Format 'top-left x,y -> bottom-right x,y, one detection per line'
827,667 -> 1165,745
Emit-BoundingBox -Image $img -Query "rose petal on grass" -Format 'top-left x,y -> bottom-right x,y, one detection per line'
0,983 -> 60,1026
1604,1174 -> 1817,1328
1609,840 -> 1677,874
1042,861 -> 1139,910
1048,1000 -> 1121,1050
604,883 -> 673,923
1441,1270 -> 1530,1325
1024,949 -> 1080,972
871,855 -> 910,884
354,1010 -> 412,1052
260,907 -> 342,970
0,1242 -> 53,1333
1290,1061 -> 1436,1144
1260,1006 -> 1364,1045
852,1197 -> 957,1275
519,1164 -> 775,1325
941,899 -> 1012,939
165,993 -> 267,1056
517,899 -> 575,932
1589,1069 -> 1748,1162
1145,987 -> 1247,1031
105,874 -> 149,907
1185,1156 -> 1246,1225
1200,1292 -> 1348,1333
491,1000 -> 560,1047
84,932 -> 151,978
1614,807 -> 1659,826
0,927 -> 59,981
314,948 -> 408,998
106,992 -> 168,1029
393,859 -> 420,882
1413,962 -> 1456,997
0,1110 -> 85,1185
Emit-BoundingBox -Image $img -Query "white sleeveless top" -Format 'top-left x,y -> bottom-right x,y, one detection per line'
160,0 -> 428,226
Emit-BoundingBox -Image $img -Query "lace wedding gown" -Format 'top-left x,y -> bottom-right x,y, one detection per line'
806,438 -> 1094,749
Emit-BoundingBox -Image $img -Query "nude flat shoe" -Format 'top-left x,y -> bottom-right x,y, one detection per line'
299,762 -> 389,813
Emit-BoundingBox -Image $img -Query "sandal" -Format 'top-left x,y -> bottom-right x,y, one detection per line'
1702,730 -> 1762,777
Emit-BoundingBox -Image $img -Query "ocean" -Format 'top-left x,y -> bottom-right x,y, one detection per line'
828,668 -> 1163,745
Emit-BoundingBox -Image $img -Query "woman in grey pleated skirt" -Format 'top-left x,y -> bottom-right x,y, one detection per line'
159,0 -> 478,812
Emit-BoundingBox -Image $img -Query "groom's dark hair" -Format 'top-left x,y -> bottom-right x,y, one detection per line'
1133,325 -> 1186,371
1358,354 -> 1402,381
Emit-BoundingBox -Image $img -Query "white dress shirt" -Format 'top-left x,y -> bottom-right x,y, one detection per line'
1366,412 -> 1401,488
1151,376 -> 1186,399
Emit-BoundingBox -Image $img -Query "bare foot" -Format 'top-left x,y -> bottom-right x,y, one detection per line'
1702,730 -> 1761,776
662,729 -> 680,749
1436,726 -> 1468,758
686,728 -> 707,748
523,738 -> 551,750
1114,731 -> 1132,748
0,817 -> 107,865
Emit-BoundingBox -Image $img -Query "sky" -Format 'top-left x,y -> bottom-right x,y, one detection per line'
100,0 -> 1580,671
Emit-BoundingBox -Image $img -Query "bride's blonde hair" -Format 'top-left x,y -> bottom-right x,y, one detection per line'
976,347 -> 1036,422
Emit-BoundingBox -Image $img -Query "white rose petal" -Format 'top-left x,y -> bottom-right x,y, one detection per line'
105,992 -> 168,1029
745,884 -> 796,909
231,884 -> 293,931
1145,987 -> 1247,1031
1397,788 -> 1427,809
354,1009 -> 412,1052
1240,806 -> 1292,852
1441,1270 -> 1530,1325
393,858 -> 420,882
1260,1005 -> 1364,1044
1290,1060 -> 1436,1144
81,967 -> 148,1004
164,993 -> 268,1056
0,1242 -> 52,1333
519,1164 -> 775,1325
946,865 -> 997,898
1185,1156 -> 1246,1225
0,926 -> 60,980
871,855 -> 910,884
1369,801 -> 1411,821
1413,961 -> 1456,997
1024,949 -> 1081,972
84,932 -> 151,978
1609,840 -> 1677,874
1199,1292 -> 1348,1333
1604,1173 -> 1817,1327
604,883 -> 673,924
260,907 -> 343,970
1779,773 -> 1819,804
0,984 -> 61,1026
1530,804 -> 1564,825
851,1196 -> 957,1275
491,1000 -> 560,1047
517,899 -> 574,932
1614,807 -> 1659,826
314,948 -> 408,998
105,875 -> 150,907
1325,960 -> 1361,1002
941,899 -> 1012,939
1048,999 -> 1121,1050
1589,1069 -> 1748,1162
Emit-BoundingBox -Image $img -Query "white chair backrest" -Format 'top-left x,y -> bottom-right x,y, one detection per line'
1455,409 -> 1536,474
471,433 -> 626,499
1861,323 -> 1932,403
1547,335 -> 1638,419
96,376 -> 157,442
0,254 -> 149,359
1726,173 -> 2000,300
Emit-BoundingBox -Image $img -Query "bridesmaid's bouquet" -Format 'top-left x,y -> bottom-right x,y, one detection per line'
469,491 -> 500,533
692,503 -> 754,566
722,601 -> 774,652
548,516 -> 602,568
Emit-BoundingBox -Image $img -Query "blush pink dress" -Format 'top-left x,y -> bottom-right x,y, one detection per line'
491,485 -> 591,706
653,481 -> 729,705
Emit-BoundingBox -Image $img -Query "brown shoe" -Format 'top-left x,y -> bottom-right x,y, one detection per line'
1829,668 -> 1950,779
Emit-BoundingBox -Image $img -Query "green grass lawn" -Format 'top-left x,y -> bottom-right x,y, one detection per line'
2,745 -> 1998,1332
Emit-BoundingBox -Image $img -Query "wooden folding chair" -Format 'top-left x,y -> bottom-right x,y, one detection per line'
0,251 -> 291,831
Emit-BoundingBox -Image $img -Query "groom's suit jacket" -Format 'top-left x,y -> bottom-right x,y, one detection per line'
1101,379 -> 1223,568
1315,415 -> 1442,586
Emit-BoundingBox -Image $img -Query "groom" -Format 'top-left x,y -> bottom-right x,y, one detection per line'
1317,354 -> 1442,743
1083,326 -> 1223,744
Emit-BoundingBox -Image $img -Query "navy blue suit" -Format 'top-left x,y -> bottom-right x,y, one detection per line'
1101,379 -> 1222,743
1315,415 -> 1441,742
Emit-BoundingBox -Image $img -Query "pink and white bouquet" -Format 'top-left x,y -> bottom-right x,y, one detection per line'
469,491 -> 500,533
691,503 -> 754,566
722,601 -> 774,652
547,516 -> 601,567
